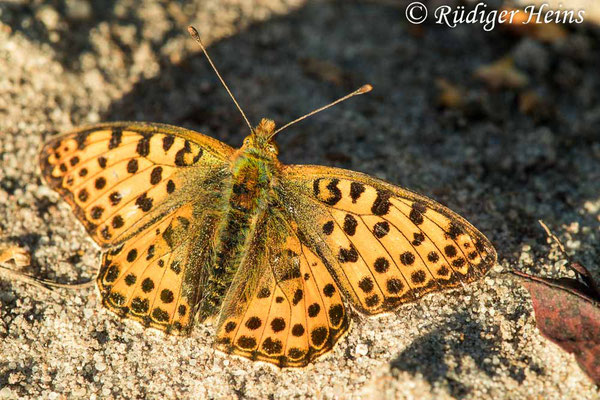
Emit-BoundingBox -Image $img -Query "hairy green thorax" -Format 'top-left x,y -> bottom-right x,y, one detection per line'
198,118 -> 282,319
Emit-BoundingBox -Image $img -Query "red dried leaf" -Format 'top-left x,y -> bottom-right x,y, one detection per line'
512,222 -> 600,384
515,271 -> 600,384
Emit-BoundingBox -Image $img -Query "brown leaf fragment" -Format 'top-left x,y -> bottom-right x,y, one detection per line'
518,90 -> 551,118
0,246 -> 30,268
474,57 -> 529,90
436,78 -> 465,109
512,221 -> 600,385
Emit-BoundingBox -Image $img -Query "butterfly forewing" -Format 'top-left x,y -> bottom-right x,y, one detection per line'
40,122 -> 234,247
280,165 -> 497,315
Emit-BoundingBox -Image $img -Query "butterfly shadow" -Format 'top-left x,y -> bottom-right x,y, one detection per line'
389,309 -> 541,398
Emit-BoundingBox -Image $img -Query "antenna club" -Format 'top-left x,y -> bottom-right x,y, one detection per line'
188,26 -> 200,40
270,84 -> 373,137
358,84 -> 373,94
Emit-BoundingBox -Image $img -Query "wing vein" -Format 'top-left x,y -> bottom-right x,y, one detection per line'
356,214 -> 414,295
323,208 -> 385,305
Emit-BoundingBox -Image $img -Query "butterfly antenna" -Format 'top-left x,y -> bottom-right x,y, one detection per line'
188,26 -> 254,132
270,84 -> 372,138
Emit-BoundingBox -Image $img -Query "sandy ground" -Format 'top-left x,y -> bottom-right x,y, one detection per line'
1,0 -> 599,399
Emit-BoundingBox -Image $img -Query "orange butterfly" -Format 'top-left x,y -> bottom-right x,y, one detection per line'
39,26 -> 496,367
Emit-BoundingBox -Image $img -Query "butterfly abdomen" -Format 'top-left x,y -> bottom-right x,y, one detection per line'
199,154 -> 276,318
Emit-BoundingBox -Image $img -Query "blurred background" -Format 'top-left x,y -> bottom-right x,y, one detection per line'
0,1 -> 599,398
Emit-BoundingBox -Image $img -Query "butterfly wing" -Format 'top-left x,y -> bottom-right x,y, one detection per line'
277,165 -> 497,315
215,212 -> 350,367
40,122 -> 233,333
97,204 -> 220,333
39,122 -> 234,247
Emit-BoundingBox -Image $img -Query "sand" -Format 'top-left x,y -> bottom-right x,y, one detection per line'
1,1 -> 599,399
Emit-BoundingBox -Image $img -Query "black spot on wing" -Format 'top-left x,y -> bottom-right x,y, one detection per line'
192,148 -> 203,163
136,133 -> 151,156
412,232 -> 425,246
343,214 -> 358,236
127,159 -> 139,174
162,135 -> 174,151
108,128 -> 122,149
338,244 -> 359,263
313,178 -> 342,206
349,182 -> 365,203
324,179 -> 342,206
162,225 -> 175,249
371,190 -> 391,216
322,221 -> 334,235
175,140 -> 192,166
280,265 -> 302,282
166,180 -> 176,194
409,207 -> 424,225
77,189 -> 90,203
109,191 -> 122,205
411,270 -> 426,284
76,131 -> 90,149
150,166 -> 163,185
135,193 -> 153,212
373,221 -> 389,238
447,222 -> 463,240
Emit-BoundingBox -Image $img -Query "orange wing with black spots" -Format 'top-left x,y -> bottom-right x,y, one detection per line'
215,215 -> 350,367
97,204 -> 217,334
280,165 -> 497,316
39,122 -> 234,247
40,122 -> 232,333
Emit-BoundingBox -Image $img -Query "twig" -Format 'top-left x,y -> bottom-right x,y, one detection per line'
0,246 -> 94,292
538,220 -> 567,256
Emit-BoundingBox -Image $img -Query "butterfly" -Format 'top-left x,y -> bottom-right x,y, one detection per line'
39,26 -> 497,368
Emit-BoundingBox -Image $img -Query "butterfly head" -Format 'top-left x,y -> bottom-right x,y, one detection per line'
241,118 -> 279,158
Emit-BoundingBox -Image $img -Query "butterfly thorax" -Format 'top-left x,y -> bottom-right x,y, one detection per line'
200,118 -> 282,318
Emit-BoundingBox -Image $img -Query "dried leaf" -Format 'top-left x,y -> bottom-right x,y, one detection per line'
436,78 -> 465,109
518,90 -> 554,119
0,246 -> 30,268
512,221 -> 600,384
474,57 -> 529,90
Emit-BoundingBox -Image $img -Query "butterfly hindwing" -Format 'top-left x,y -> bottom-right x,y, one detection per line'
99,204 -> 196,333
280,165 -> 497,315
215,214 -> 350,367
39,122 -> 234,247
